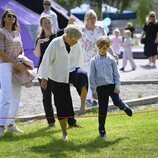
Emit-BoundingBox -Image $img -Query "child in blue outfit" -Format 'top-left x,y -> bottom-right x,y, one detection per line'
89,36 -> 133,137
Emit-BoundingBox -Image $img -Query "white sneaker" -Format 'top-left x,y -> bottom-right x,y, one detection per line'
0,127 -> 4,137
8,125 -> 24,133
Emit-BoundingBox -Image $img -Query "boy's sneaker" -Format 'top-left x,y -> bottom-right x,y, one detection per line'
0,127 -> 5,137
99,131 -> 106,138
120,67 -> 125,71
124,105 -> 133,116
8,125 -> 24,133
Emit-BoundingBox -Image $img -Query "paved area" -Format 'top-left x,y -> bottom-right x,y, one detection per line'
0,59 -> 158,118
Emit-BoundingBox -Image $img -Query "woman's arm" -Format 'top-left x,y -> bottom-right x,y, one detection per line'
34,38 -> 49,57
0,51 -> 27,73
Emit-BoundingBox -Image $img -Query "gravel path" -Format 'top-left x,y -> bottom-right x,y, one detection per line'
0,59 -> 158,117
17,83 -> 158,117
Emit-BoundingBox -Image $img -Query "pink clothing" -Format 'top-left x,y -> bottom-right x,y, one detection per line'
0,28 -> 23,63
111,37 -> 122,55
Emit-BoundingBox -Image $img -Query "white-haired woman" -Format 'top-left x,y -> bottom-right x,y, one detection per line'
39,25 -> 83,141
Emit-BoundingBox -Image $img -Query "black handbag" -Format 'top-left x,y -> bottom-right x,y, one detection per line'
140,33 -> 146,44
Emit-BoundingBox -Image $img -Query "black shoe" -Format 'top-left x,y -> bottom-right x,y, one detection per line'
68,123 -> 83,128
99,131 -> 106,138
49,123 -> 55,128
120,67 -> 124,71
124,105 -> 133,116
92,100 -> 97,106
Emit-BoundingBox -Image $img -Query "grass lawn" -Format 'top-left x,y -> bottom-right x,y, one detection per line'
0,106 -> 158,158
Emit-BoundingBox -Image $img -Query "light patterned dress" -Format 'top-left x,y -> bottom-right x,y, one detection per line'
80,25 -> 106,63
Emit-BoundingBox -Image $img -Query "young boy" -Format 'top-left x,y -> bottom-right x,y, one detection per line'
89,36 -> 133,138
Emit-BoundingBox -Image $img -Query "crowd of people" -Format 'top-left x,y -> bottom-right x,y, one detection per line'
0,0 -> 158,140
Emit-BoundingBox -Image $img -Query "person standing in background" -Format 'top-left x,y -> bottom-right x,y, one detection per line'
41,0 -> 59,34
0,9 -> 26,137
142,11 -> 158,68
111,28 -> 122,58
125,22 -> 135,38
35,16 -> 57,128
120,30 -> 136,71
80,9 -> 117,106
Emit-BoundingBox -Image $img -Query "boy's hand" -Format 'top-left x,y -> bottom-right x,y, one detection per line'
114,87 -> 120,94
92,93 -> 98,100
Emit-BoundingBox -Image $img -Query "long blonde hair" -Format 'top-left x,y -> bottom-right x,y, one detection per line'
145,11 -> 158,24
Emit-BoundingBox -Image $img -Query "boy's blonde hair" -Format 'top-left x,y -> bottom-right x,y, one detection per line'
96,36 -> 111,49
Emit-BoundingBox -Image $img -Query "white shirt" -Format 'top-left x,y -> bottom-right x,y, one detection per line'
41,10 -> 59,33
124,37 -> 132,54
38,36 -> 83,83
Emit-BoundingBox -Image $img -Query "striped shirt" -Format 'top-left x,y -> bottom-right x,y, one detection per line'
0,27 -> 23,63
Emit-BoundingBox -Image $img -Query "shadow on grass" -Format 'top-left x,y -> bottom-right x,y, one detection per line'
0,126 -> 60,142
30,136 -> 126,157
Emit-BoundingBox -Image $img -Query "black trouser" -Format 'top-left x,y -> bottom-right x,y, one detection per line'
39,79 -> 76,125
39,79 -> 55,124
97,84 -> 126,133
49,80 -> 74,120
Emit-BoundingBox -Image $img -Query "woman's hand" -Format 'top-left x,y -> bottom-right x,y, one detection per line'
14,62 -> 27,73
38,38 -> 49,44
41,79 -> 48,90
155,37 -> 158,44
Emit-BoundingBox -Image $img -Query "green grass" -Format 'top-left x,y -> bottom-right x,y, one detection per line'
0,107 -> 158,158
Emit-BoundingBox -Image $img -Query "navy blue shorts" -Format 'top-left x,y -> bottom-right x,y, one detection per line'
69,68 -> 88,95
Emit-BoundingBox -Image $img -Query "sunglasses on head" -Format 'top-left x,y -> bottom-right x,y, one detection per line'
7,14 -> 16,18
44,3 -> 51,6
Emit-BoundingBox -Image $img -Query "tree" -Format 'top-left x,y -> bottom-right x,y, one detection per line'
132,0 -> 157,25
56,0 -> 132,20
90,0 -> 132,20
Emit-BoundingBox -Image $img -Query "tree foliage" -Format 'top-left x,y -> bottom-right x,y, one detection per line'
55,0 -> 157,23
132,0 -> 157,25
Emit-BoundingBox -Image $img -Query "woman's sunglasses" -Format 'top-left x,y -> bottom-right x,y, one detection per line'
7,14 -> 16,18
44,3 -> 51,6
